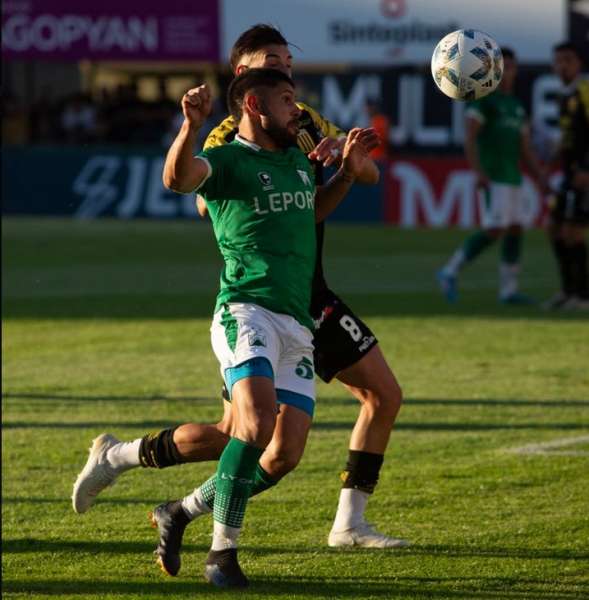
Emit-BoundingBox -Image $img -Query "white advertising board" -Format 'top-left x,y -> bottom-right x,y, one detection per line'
222,0 -> 566,65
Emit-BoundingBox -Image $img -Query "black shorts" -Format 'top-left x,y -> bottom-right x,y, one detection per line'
311,290 -> 378,383
551,187 -> 589,225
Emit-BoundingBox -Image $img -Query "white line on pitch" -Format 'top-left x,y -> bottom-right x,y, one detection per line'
507,435 -> 589,456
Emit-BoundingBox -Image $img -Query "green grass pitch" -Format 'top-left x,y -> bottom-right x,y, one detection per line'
2,218 -> 589,599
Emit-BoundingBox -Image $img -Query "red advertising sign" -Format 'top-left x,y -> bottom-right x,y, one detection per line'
1,0 -> 220,61
384,157 -> 550,228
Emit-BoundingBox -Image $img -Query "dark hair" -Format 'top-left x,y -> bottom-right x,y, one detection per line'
500,47 -> 516,60
227,68 -> 295,122
553,41 -> 583,61
229,24 -> 288,73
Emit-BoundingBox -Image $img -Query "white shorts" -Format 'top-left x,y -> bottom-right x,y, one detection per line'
478,183 -> 526,229
210,303 -> 316,417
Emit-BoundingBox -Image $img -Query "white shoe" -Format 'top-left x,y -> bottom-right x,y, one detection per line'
72,433 -> 120,514
328,521 -> 410,549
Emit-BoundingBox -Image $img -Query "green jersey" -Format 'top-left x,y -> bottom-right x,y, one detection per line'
466,90 -> 526,185
196,136 -> 317,330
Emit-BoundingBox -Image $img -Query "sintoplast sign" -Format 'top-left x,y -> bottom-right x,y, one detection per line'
222,0 -> 565,65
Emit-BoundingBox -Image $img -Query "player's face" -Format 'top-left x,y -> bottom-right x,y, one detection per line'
553,50 -> 581,85
258,82 -> 301,148
237,44 -> 293,77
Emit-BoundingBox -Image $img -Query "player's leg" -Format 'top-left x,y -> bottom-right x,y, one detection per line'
437,184 -> 502,301
329,345 -> 408,548
154,403 -> 312,578
71,399 -> 233,515
154,324 -> 315,578
204,374 -> 276,588
312,294 -> 407,548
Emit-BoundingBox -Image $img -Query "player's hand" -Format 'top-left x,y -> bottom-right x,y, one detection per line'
308,137 -> 345,167
182,85 -> 212,131
341,128 -> 380,179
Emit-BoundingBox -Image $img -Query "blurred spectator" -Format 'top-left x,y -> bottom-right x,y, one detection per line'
365,99 -> 390,160
60,92 -> 98,144
2,89 -> 29,144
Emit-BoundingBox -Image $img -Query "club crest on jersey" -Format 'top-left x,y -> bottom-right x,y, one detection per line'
257,171 -> 274,191
297,169 -> 312,187
248,328 -> 267,348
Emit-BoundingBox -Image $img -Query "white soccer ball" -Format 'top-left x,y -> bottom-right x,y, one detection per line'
431,29 -> 504,101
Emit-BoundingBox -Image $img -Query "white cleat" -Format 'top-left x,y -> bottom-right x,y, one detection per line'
72,433 -> 120,514
328,521 -> 410,549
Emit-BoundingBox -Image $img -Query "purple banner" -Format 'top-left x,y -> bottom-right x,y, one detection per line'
1,0 -> 219,61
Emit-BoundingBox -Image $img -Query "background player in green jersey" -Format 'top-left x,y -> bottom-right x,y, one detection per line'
438,48 -> 548,304
544,42 -> 589,311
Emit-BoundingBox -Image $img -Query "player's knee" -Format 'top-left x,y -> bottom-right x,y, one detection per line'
365,381 -> 403,421
264,446 -> 302,479
237,412 -> 276,447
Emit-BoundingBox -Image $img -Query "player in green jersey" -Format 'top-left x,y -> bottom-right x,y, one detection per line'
166,68 -> 376,587
438,48 -> 548,303
72,25 -> 407,576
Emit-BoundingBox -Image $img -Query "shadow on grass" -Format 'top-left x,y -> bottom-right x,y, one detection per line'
4,393 -> 589,409
5,538 -> 588,562
2,392 -> 217,404
2,574 -> 586,599
2,538 -> 208,555
3,291 -> 588,322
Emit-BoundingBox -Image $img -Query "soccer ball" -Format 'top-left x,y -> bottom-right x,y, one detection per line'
431,29 -> 503,101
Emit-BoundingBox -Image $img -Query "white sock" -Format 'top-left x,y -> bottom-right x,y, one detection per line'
331,488 -> 369,532
499,262 -> 520,299
211,521 -> 240,550
105,439 -> 141,472
181,487 -> 213,521
443,248 -> 465,277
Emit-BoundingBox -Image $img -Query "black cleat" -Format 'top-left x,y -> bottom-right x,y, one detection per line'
204,548 -> 249,588
149,500 -> 190,576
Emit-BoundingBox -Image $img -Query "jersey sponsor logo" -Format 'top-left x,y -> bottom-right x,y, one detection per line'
297,169 -> 312,187
257,171 -> 274,191
253,190 -> 315,215
295,356 -> 314,380
359,335 -> 376,352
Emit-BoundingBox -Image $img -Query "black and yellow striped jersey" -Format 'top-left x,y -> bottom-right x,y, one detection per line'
559,78 -> 589,180
204,102 -> 346,303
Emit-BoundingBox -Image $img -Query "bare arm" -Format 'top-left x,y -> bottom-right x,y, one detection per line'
464,116 -> 489,188
162,85 -> 213,193
315,128 -> 379,222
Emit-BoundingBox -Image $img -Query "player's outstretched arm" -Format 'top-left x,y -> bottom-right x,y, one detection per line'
315,127 -> 379,223
163,85 -> 213,194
